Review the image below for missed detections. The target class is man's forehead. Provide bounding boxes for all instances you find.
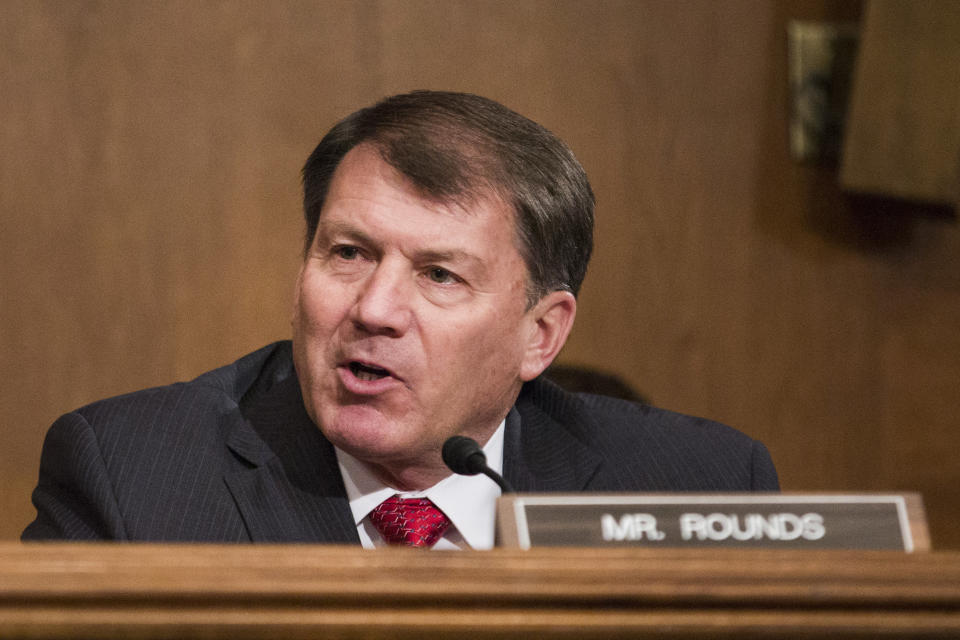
[321,146,514,231]
[337,143,510,216]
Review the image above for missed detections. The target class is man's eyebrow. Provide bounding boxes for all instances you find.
[315,219,373,244]
[317,219,486,271]
[415,248,481,265]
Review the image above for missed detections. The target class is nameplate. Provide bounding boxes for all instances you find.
[497,493,928,551]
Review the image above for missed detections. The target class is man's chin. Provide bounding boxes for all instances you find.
[318,405,422,462]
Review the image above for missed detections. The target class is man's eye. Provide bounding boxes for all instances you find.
[335,246,360,260]
[427,267,458,284]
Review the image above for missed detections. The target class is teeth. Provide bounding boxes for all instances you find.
[350,362,389,381]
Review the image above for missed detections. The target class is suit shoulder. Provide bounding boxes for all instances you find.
[73,341,293,425]
[27,344,291,542]
[525,379,778,491]
[59,342,297,482]
[576,393,755,446]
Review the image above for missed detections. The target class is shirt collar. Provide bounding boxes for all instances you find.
[336,421,505,550]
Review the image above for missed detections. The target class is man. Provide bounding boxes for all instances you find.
[23,91,778,547]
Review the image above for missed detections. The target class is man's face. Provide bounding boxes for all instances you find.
[291,144,553,487]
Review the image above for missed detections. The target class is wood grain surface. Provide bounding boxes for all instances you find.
[2,543,960,638]
[841,0,960,204]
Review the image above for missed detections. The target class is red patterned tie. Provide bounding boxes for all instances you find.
[369,495,451,548]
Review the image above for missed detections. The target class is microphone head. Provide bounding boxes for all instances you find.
[442,435,487,475]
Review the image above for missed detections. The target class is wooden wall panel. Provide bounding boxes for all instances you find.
[3,0,959,548]
[841,0,960,204]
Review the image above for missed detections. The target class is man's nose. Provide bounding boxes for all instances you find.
[350,260,413,337]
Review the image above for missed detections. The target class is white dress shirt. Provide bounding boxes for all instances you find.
[335,421,505,550]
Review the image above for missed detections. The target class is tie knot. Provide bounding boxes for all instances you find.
[369,495,451,548]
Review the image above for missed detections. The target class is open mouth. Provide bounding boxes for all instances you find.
[349,361,391,382]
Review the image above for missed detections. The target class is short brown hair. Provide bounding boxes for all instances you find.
[302,91,594,303]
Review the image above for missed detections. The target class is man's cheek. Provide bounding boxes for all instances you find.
[300,291,347,332]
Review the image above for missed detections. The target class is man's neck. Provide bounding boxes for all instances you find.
[359,426,503,492]
[365,459,451,492]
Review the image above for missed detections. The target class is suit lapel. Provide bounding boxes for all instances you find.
[504,378,603,492]
[223,371,359,544]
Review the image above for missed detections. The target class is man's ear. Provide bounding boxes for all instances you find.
[519,290,577,381]
[290,264,305,327]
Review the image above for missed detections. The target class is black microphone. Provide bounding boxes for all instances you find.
[442,435,515,493]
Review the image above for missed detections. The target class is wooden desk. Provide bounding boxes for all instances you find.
[2,543,959,638]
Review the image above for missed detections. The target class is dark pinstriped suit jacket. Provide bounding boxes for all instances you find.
[22,341,778,541]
